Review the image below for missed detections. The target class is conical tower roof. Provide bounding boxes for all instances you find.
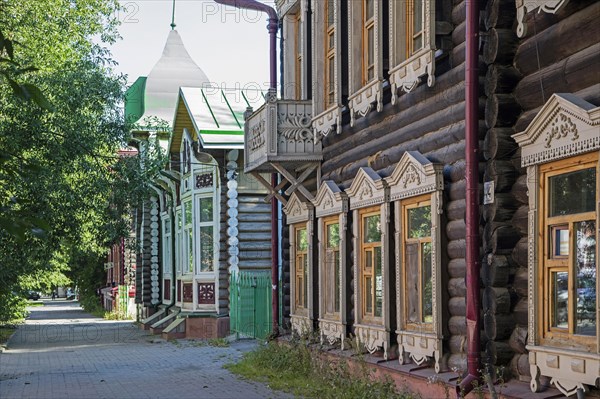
[130,30,211,126]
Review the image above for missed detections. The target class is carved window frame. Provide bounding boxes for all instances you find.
[345,167,391,359]
[284,192,315,335]
[312,0,343,138]
[384,151,444,372]
[512,94,600,396]
[348,0,384,126]
[389,0,436,104]
[313,180,349,347]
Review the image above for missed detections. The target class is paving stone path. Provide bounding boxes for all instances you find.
[0,300,292,399]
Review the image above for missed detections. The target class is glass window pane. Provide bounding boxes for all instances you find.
[551,271,569,329]
[551,226,570,257]
[297,228,308,251]
[334,250,341,313]
[188,230,194,273]
[365,0,374,20]
[327,0,334,27]
[575,220,596,336]
[413,34,423,53]
[422,242,433,323]
[549,168,596,216]
[327,223,340,248]
[326,249,335,314]
[375,246,382,317]
[364,214,381,243]
[200,226,213,272]
[297,275,303,307]
[199,198,213,222]
[184,201,192,225]
[413,0,423,34]
[303,255,308,308]
[177,211,182,229]
[365,248,373,269]
[365,276,372,314]
[406,242,419,323]
[408,206,431,238]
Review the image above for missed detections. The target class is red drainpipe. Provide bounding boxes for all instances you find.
[214,0,280,334]
[458,0,481,396]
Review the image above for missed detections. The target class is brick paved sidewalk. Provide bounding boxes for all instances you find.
[0,300,293,399]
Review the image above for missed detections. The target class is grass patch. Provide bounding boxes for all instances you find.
[208,337,230,347]
[226,341,416,399]
[27,301,44,307]
[0,326,17,345]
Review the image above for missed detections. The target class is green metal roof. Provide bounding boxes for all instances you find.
[171,87,265,150]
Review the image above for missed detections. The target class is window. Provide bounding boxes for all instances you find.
[183,199,193,274]
[360,207,383,320]
[406,0,424,59]
[363,0,375,84]
[175,209,182,274]
[162,216,172,276]
[389,0,435,101]
[197,196,214,273]
[539,154,597,346]
[325,0,335,108]
[295,13,303,100]
[324,218,341,315]
[402,196,433,330]
[294,225,309,310]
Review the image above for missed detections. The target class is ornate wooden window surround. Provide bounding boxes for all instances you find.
[313,180,349,348]
[284,192,316,336]
[384,151,444,372]
[161,214,172,303]
[312,0,343,138]
[512,94,600,397]
[389,0,436,104]
[345,167,391,359]
[348,0,384,127]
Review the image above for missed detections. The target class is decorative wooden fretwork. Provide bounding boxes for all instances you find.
[182,283,193,303]
[197,283,215,305]
[516,0,570,38]
[195,173,213,189]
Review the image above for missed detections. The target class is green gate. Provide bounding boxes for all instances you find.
[230,271,272,339]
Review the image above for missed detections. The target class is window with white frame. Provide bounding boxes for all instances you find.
[175,208,182,274]
[197,196,214,273]
[183,199,193,274]
[389,0,436,103]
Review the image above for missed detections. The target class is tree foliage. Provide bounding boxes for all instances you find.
[0,0,162,321]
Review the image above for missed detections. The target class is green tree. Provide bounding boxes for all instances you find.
[0,0,162,321]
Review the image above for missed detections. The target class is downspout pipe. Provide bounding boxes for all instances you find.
[458,0,481,397]
[213,0,280,335]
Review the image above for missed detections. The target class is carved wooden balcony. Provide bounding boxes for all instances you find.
[243,91,322,203]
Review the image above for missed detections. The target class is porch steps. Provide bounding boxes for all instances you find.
[161,317,186,340]
[140,308,166,330]
[149,309,180,335]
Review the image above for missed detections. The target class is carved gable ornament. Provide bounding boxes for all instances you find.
[346,167,388,210]
[283,192,313,224]
[385,151,444,201]
[512,93,600,167]
[312,180,348,218]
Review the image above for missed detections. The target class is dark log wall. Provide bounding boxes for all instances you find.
[507,0,600,382]
[316,0,599,380]
[320,0,473,372]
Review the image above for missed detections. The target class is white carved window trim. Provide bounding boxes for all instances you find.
[312,0,343,138]
[348,0,384,126]
[283,192,315,336]
[313,180,349,348]
[384,151,444,372]
[389,0,436,105]
[345,167,391,359]
[512,93,600,397]
[516,0,570,38]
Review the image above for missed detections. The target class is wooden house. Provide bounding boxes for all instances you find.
[243,0,599,396]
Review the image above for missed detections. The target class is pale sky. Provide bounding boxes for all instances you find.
[109,0,274,90]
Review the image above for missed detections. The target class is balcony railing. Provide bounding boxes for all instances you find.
[244,93,322,174]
